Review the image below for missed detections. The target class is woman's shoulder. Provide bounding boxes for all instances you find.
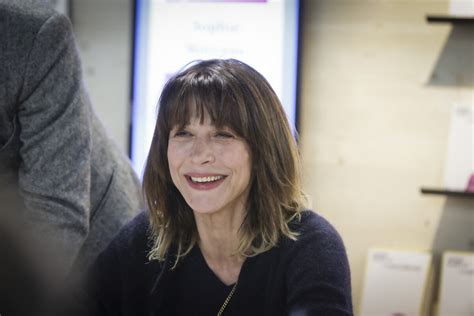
[286,209,347,254]
[292,209,340,234]
[280,210,353,312]
[84,211,159,315]
[95,211,152,269]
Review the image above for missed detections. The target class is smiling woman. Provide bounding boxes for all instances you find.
[85,59,353,316]
[144,59,304,268]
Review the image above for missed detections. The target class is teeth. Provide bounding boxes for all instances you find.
[190,175,224,183]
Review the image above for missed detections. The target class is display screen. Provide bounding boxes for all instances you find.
[131,0,301,177]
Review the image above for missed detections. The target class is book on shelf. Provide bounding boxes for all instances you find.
[444,103,473,192]
[360,248,433,316]
[437,251,474,316]
[450,0,474,16]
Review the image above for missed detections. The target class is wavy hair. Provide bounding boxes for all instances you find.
[142,59,306,265]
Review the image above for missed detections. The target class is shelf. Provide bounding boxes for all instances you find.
[426,14,474,24]
[420,187,474,197]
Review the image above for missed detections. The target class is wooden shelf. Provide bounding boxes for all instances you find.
[426,14,474,24]
[420,187,474,197]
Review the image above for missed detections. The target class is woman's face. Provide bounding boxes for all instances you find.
[167,112,252,218]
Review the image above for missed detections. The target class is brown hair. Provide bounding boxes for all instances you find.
[143,59,305,264]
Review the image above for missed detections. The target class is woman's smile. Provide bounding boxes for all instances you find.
[185,173,227,190]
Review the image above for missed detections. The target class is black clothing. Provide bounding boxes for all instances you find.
[86,210,353,315]
[161,246,237,315]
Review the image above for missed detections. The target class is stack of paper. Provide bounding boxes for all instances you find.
[360,248,433,316]
[450,0,474,16]
[438,251,474,316]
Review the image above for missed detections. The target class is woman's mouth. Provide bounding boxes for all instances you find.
[190,175,224,183]
[185,175,227,190]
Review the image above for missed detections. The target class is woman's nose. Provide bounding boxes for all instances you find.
[190,138,215,164]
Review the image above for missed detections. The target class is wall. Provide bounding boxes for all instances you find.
[72,0,132,153]
[299,0,473,313]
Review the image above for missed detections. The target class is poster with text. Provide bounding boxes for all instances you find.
[131,0,300,177]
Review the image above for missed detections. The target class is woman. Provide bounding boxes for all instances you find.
[87,59,352,315]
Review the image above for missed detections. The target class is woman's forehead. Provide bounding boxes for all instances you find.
[178,112,212,127]
[166,94,244,134]
[170,105,228,128]
[171,119,235,132]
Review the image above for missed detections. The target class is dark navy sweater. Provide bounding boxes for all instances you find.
[85,210,353,315]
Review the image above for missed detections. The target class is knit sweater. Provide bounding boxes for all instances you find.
[85,210,353,315]
[0,0,143,273]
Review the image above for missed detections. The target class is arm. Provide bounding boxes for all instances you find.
[17,11,92,273]
[286,215,353,315]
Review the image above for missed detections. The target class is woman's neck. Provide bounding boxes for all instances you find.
[194,210,246,285]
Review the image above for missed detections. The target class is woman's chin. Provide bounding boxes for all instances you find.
[191,207,221,216]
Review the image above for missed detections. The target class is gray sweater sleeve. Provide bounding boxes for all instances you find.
[17,11,92,272]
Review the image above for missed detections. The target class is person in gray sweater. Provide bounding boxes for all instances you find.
[0,1,143,313]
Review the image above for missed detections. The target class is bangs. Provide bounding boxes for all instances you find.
[160,67,251,137]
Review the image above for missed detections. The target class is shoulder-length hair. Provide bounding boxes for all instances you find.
[143,59,305,264]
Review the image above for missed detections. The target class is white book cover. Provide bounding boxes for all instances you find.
[360,248,433,316]
[444,103,473,191]
[438,251,474,316]
[450,0,474,16]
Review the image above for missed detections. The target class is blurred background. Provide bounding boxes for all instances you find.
[55,0,473,314]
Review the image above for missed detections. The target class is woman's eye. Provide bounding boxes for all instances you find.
[215,131,234,139]
[174,130,191,137]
